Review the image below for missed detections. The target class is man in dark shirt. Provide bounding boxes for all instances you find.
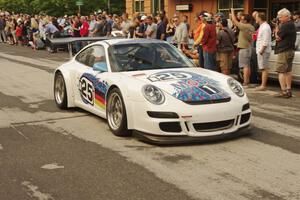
[92,16,111,37]
[156,14,166,40]
[134,16,145,38]
[274,8,296,98]
[73,16,82,37]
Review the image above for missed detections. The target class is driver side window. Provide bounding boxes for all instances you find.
[75,47,94,67]
[75,45,107,71]
[91,46,107,72]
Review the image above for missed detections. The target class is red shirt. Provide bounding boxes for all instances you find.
[201,23,217,53]
[80,21,89,37]
[16,26,22,37]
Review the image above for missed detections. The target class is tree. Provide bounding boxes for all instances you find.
[0,0,125,16]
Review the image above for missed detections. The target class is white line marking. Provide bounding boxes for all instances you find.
[41,163,64,170]
[0,144,3,150]
[10,125,29,140]
[22,181,54,200]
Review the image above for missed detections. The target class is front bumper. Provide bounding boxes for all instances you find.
[133,125,251,145]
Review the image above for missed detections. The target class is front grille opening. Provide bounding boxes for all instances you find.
[184,122,190,132]
[184,97,231,105]
[193,119,234,132]
[147,111,179,119]
[242,103,250,111]
[159,122,182,133]
[235,116,240,126]
[240,113,251,124]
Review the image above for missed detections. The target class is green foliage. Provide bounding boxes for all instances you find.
[0,0,125,16]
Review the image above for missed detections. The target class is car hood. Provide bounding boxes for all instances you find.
[121,68,231,104]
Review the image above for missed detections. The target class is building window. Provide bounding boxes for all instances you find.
[134,0,144,13]
[253,0,268,19]
[152,0,164,15]
[218,0,243,17]
[270,2,300,20]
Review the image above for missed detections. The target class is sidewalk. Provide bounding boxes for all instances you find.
[0,43,69,63]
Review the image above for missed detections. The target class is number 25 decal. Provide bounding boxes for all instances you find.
[148,72,192,82]
[79,77,94,105]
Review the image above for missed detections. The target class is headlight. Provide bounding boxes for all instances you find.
[142,85,165,105]
[227,78,244,97]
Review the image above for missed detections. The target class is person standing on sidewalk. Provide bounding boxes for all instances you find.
[293,11,300,32]
[274,8,296,98]
[201,12,217,71]
[217,18,235,75]
[255,12,272,91]
[156,14,166,40]
[80,16,89,37]
[145,16,157,39]
[0,14,7,43]
[193,12,206,68]
[231,9,255,87]
[172,16,188,49]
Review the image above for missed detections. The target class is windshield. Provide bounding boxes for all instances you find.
[108,42,195,72]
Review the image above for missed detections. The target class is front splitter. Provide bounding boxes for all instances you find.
[133,125,251,145]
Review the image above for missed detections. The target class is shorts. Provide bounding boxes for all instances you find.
[276,50,294,73]
[239,46,252,68]
[257,52,270,70]
[217,52,232,71]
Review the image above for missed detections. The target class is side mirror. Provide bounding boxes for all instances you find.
[93,62,108,72]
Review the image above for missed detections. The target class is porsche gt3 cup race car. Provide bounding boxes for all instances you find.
[54,39,251,144]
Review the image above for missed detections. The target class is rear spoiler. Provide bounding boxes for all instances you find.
[49,36,119,58]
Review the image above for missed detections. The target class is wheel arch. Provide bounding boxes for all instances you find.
[106,84,134,130]
[54,69,75,108]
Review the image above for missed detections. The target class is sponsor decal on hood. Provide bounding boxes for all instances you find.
[147,71,231,104]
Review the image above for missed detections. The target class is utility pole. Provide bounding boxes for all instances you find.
[76,0,84,15]
[107,0,111,14]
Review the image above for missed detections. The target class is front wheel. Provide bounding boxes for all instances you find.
[106,88,131,137]
[54,72,68,109]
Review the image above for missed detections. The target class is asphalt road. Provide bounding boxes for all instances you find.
[0,44,300,200]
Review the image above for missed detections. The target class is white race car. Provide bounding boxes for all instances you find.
[54,39,251,144]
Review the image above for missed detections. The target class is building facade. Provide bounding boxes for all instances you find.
[126,0,299,30]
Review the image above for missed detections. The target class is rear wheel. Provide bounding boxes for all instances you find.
[54,72,68,109]
[106,88,131,137]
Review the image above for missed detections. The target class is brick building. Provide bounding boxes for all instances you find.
[126,0,299,30]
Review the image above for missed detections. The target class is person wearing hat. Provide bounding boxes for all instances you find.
[215,12,224,34]
[135,15,147,38]
[201,12,217,71]
[293,11,300,31]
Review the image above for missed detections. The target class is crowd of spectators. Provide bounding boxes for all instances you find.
[0,9,299,97]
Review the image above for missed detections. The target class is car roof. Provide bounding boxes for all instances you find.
[99,38,168,46]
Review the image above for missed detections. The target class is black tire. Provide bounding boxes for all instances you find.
[106,88,131,137]
[54,72,68,109]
